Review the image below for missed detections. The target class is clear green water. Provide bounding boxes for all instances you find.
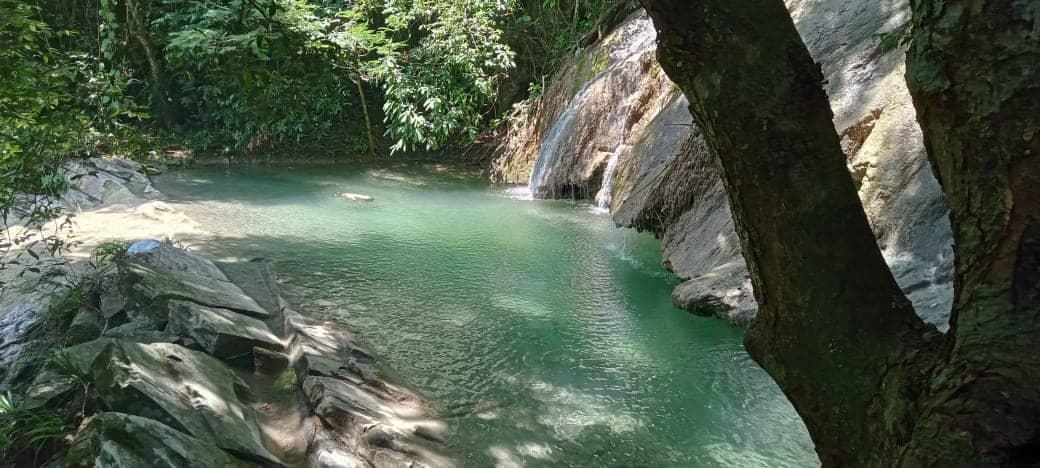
[155,164,817,467]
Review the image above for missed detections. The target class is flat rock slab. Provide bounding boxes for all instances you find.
[167,300,283,358]
[91,340,279,465]
[122,261,270,318]
[305,375,451,467]
[67,412,252,468]
[125,240,229,281]
[671,261,755,325]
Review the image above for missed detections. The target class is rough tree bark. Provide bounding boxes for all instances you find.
[901,1,1040,464]
[638,0,1039,466]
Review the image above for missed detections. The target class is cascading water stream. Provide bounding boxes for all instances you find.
[593,143,629,210]
[526,12,658,204]
[527,81,600,195]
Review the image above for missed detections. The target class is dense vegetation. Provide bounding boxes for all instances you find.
[0,0,626,246]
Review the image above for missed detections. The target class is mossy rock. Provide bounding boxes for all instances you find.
[90,340,280,465]
[65,412,252,468]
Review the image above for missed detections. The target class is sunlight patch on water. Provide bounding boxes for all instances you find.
[488,442,555,468]
[501,374,646,440]
[491,294,553,318]
[701,442,803,468]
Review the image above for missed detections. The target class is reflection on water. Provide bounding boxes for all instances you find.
[156,164,818,467]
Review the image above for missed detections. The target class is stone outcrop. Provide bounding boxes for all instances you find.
[60,157,163,209]
[1,157,162,378]
[6,240,451,467]
[66,412,254,468]
[490,1,954,327]
[490,11,674,200]
[0,246,74,374]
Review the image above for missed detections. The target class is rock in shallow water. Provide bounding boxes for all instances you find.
[334,192,374,202]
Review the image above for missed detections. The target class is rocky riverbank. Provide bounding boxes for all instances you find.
[0,159,451,467]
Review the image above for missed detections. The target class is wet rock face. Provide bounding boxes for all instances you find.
[11,240,452,467]
[493,2,954,327]
[0,248,74,377]
[491,11,673,199]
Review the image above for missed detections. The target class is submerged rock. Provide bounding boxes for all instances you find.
[334,192,375,202]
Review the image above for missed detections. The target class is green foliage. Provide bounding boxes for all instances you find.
[0,0,146,261]
[77,0,518,154]
[374,0,517,152]
[874,22,912,56]
[504,0,624,102]
[155,0,361,150]
[0,392,69,462]
[0,2,81,218]
[29,278,96,347]
[1,0,605,174]
[90,240,130,267]
[1,0,612,163]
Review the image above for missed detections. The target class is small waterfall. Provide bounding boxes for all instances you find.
[528,81,600,195]
[527,12,659,200]
[594,144,628,210]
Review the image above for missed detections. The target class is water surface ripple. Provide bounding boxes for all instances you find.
[156,164,818,467]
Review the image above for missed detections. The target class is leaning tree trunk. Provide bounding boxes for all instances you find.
[640,0,1039,466]
[900,1,1040,464]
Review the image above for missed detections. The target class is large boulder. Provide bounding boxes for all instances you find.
[166,300,283,359]
[124,239,229,281]
[90,340,280,465]
[120,245,270,319]
[60,158,161,209]
[66,412,252,468]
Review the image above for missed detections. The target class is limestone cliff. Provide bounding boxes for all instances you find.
[490,1,953,327]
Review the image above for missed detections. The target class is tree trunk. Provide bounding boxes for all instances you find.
[900,1,1040,464]
[640,0,1039,465]
[125,0,174,124]
[353,78,378,156]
